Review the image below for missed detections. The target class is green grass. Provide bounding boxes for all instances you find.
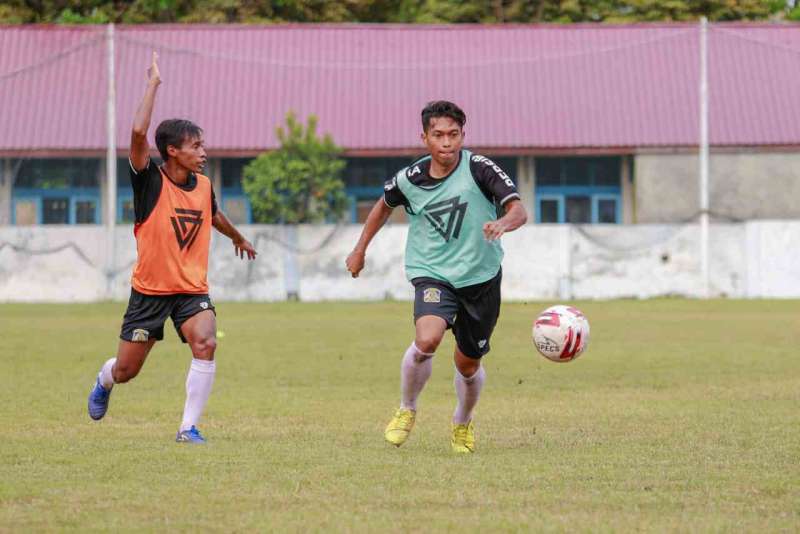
[1,300,799,531]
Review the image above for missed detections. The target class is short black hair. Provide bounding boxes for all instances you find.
[421,101,466,132]
[155,119,203,162]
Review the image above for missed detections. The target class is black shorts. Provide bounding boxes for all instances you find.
[412,269,502,359]
[120,288,216,343]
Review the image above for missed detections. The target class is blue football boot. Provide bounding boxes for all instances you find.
[87,378,112,420]
[175,426,207,444]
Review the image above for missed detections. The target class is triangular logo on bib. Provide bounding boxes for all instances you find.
[170,208,203,251]
[423,196,468,242]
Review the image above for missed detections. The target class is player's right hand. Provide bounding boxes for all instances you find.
[345,250,365,278]
[147,51,161,84]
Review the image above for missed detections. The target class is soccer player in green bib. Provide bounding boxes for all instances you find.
[346,101,528,453]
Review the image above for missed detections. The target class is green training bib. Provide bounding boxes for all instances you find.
[397,150,503,288]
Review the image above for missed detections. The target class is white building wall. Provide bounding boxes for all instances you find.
[2,222,799,302]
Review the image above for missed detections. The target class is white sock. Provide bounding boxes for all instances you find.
[400,342,434,411]
[98,357,116,390]
[180,358,216,432]
[453,366,485,424]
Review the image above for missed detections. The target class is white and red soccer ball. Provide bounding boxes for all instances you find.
[533,305,590,363]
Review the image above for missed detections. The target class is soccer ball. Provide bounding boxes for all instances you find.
[532,305,590,363]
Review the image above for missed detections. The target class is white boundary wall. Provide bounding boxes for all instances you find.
[0,222,798,302]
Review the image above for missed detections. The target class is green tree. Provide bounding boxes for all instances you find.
[0,2,35,23]
[391,0,784,23]
[57,7,111,23]
[121,0,192,23]
[243,112,348,224]
[0,0,791,24]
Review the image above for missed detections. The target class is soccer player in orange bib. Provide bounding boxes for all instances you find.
[87,52,257,443]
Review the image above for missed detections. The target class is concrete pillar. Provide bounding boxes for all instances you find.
[211,158,223,204]
[0,159,11,225]
[516,156,535,224]
[621,155,635,224]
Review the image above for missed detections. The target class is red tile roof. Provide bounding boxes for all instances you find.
[1,23,799,155]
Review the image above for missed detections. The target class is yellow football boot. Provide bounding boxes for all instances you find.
[384,408,416,447]
[451,421,475,453]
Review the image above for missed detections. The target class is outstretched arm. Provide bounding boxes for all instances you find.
[483,199,528,241]
[212,211,257,260]
[130,52,161,172]
[345,198,393,278]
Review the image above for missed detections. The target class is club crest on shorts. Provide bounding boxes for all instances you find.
[131,328,149,342]
[423,287,441,303]
[200,301,209,310]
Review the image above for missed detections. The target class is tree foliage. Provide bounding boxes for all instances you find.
[242,112,348,224]
[0,0,792,24]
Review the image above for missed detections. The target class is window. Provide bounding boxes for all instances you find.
[565,196,591,224]
[222,158,252,189]
[535,158,560,186]
[592,158,621,186]
[42,197,69,224]
[535,156,622,224]
[539,198,559,223]
[75,200,98,224]
[563,159,591,186]
[597,198,618,224]
[12,159,100,225]
[345,157,409,188]
[15,159,99,189]
[116,157,132,188]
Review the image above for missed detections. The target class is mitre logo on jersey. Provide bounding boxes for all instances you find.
[170,208,203,251]
[472,155,515,188]
[424,196,468,242]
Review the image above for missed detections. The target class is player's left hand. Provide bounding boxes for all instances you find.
[483,220,509,241]
[345,249,365,278]
[233,238,257,260]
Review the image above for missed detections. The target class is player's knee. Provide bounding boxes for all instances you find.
[205,337,217,357]
[112,362,139,383]
[456,358,481,378]
[415,333,443,355]
[191,336,217,359]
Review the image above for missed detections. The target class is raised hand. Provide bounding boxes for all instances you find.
[147,51,161,85]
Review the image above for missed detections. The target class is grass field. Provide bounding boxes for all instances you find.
[1,299,799,531]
